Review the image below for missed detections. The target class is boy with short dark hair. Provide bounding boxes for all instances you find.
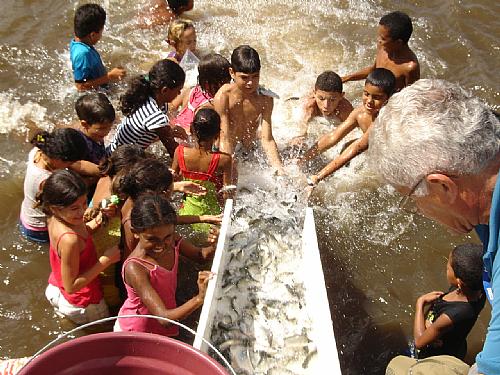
[342,11,419,92]
[301,68,396,185]
[70,3,126,91]
[290,71,353,146]
[214,45,284,176]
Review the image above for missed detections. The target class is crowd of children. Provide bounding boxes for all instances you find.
[11,1,491,373]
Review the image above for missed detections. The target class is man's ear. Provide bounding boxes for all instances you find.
[229,67,235,79]
[426,173,459,204]
[80,120,89,128]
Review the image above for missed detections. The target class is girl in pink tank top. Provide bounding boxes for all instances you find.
[115,193,214,336]
[171,53,231,139]
[37,170,120,324]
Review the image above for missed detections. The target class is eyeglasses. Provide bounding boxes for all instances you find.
[398,172,459,214]
[398,176,424,214]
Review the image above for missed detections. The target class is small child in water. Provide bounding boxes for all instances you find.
[38,169,120,324]
[172,108,232,232]
[289,71,353,146]
[413,243,486,360]
[171,53,231,139]
[166,18,197,63]
[301,68,396,185]
[115,192,213,336]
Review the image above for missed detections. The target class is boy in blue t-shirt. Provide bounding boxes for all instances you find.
[70,4,126,91]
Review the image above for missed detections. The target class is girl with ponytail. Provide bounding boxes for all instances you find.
[106,59,185,158]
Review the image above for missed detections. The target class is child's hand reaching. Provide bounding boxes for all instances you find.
[173,180,207,196]
[200,214,223,225]
[417,291,444,306]
[196,271,214,301]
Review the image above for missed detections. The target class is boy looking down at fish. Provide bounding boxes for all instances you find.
[289,71,353,147]
[214,45,285,177]
[342,11,419,92]
[301,68,395,186]
[70,3,126,91]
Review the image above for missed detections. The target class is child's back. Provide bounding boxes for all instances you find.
[172,109,231,231]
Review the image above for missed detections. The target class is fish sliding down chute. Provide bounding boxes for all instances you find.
[194,192,342,374]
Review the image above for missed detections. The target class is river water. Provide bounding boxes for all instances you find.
[0,0,498,374]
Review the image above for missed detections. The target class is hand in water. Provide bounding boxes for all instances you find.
[173,181,207,196]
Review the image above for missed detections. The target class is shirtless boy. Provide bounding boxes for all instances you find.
[214,45,284,175]
[301,68,395,185]
[290,71,353,146]
[342,11,419,92]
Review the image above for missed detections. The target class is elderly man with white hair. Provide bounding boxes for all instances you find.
[368,79,499,375]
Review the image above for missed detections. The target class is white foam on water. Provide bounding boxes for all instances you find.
[0,92,52,135]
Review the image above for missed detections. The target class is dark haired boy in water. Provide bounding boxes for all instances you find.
[301,68,396,185]
[140,0,194,27]
[342,11,419,92]
[214,45,284,177]
[290,71,353,146]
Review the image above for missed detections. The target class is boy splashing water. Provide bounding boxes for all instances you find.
[214,45,285,177]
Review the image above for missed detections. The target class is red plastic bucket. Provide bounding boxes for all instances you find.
[18,332,229,375]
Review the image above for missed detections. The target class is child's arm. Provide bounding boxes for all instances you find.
[69,160,100,177]
[214,91,234,156]
[155,126,178,158]
[59,235,120,294]
[342,62,376,83]
[289,96,316,145]
[124,262,212,325]
[309,128,370,184]
[169,87,190,115]
[301,108,360,164]
[220,153,234,199]
[260,98,285,175]
[413,291,452,349]
[75,68,127,92]
[176,214,222,226]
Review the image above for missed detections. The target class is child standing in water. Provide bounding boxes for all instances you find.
[342,11,419,92]
[172,108,232,232]
[171,53,231,139]
[37,170,120,324]
[115,193,213,336]
[413,243,486,360]
[214,45,284,176]
[289,71,353,146]
[166,19,197,63]
[106,59,185,158]
[70,3,126,91]
[20,128,87,243]
[301,68,396,185]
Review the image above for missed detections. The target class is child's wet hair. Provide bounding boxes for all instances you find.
[120,59,185,116]
[191,108,221,142]
[131,193,177,232]
[366,68,396,97]
[231,45,261,74]
[167,19,194,46]
[450,243,484,291]
[315,71,342,93]
[198,53,231,95]
[74,3,106,39]
[167,0,192,15]
[113,158,173,200]
[379,11,413,44]
[30,128,87,161]
[35,169,87,215]
[99,144,150,177]
[75,93,115,125]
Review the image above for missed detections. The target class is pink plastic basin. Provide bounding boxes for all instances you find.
[18,332,229,375]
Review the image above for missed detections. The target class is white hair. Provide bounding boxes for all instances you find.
[368,79,500,195]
